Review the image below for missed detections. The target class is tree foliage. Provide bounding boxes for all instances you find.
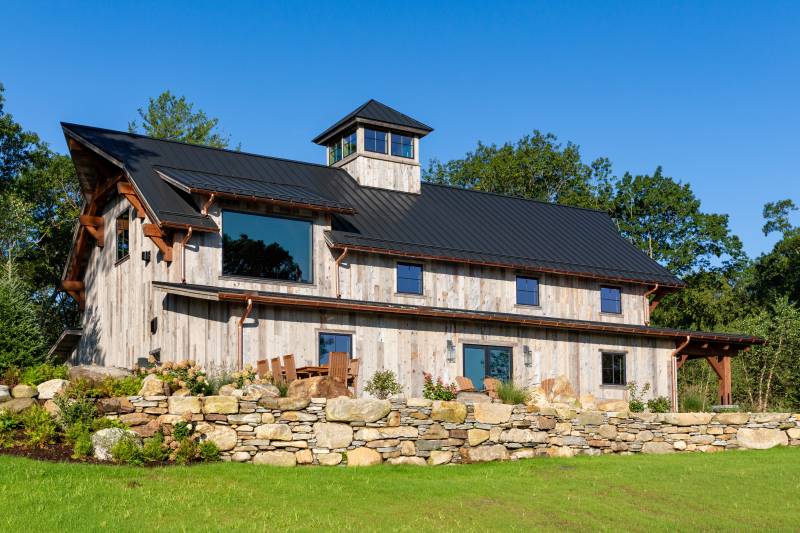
[128,91,231,148]
[0,266,46,373]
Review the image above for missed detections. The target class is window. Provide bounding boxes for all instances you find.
[601,352,626,385]
[342,130,357,158]
[600,286,622,314]
[319,332,352,365]
[516,276,539,306]
[364,128,387,154]
[391,132,414,158]
[463,345,512,387]
[116,209,130,262]
[222,210,312,283]
[328,139,343,165]
[397,262,423,294]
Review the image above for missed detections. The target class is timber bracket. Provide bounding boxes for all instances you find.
[117,182,146,219]
[61,280,86,310]
[78,215,104,247]
[143,223,173,262]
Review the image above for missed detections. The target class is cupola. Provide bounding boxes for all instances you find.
[312,99,433,194]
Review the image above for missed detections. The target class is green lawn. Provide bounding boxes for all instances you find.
[1,449,799,532]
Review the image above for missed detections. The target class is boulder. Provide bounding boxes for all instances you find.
[598,424,618,439]
[459,444,509,463]
[313,422,353,449]
[69,365,130,383]
[533,374,579,406]
[546,446,574,458]
[218,384,237,396]
[576,411,605,426]
[202,396,238,414]
[386,411,401,427]
[421,423,448,440]
[235,383,279,401]
[36,379,69,400]
[231,452,251,462]
[11,384,37,399]
[456,392,491,403]
[428,450,453,465]
[43,399,60,417]
[0,397,35,414]
[712,412,749,425]
[597,399,629,412]
[499,428,548,444]
[786,428,800,440]
[0,385,9,403]
[280,411,317,422]
[96,397,134,414]
[512,449,538,460]
[258,397,310,410]
[661,413,714,426]
[255,423,293,441]
[171,388,192,398]
[346,447,382,466]
[253,451,296,467]
[318,452,343,466]
[326,397,391,423]
[579,394,597,410]
[295,449,314,464]
[202,425,238,451]
[92,428,141,461]
[736,428,789,450]
[635,430,654,442]
[431,401,467,423]
[473,403,513,424]
[228,413,262,425]
[468,428,490,446]
[751,413,788,424]
[131,420,161,438]
[288,376,351,399]
[400,441,416,456]
[119,412,152,426]
[407,397,432,407]
[387,456,427,466]
[641,441,674,454]
[138,375,169,397]
[168,396,201,415]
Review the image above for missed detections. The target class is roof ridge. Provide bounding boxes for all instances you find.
[61,121,347,172]
[421,181,610,214]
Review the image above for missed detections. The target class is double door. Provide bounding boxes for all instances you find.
[463,344,512,388]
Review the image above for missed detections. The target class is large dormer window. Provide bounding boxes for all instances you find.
[364,128,388,154]
[391,132,414,159]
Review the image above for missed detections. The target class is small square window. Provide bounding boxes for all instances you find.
[364,128,387,154]
[600,286,621,314]
[391,132,414,158]
[397,262,423,294]
[116,209,130,262]
[516,276,539,306]
[601,352,626,385]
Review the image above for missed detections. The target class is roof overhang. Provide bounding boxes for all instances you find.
[312,117,433,146]
[153,281,761,349]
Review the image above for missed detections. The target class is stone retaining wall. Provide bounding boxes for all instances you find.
[99,395,800,466]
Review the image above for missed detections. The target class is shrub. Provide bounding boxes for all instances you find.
[54,390,98,429]
[141,432,169,463]
[20,363,69,386]
[422,372,457,401]
[627,381,651,413]
[647,396,671,413]
[66,423,93,459]
[172,421,194,441]
[364,370,403,399]
[21,405,58,448]
[680,392,705,413]
[111,436,144,466]
[91,376,144,398]
[275,381,289,398]
[496,381,531,405]
[92,417,127,431]
[0,411,22,448]
[1,367,22,387]
[173,438,198,465]
[147,360,212,395]
[198,440,221,462]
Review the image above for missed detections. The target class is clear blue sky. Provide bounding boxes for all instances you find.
[3,1,798,257]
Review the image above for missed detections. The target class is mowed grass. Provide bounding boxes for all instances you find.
[1,448,799,532]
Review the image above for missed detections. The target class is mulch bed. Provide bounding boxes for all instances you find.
[0,441,103,464]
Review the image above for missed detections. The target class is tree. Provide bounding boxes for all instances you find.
[762,199,797,237]
[0,265,46,373]
[423,131,611,208]
[747,198,800,306]
[0,83,48,191]
[128,90,232,148]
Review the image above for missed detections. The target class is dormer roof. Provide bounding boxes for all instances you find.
[312,99,433,145]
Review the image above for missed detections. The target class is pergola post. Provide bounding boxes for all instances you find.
[706,355,732,406]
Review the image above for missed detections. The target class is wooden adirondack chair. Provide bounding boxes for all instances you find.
[256,359,270,379]
[484,377,501,399]
[270,357,284,385]
[455,376,476,392]
[282,354,297,382]
[347,358,360,390]
[328,352,349,384]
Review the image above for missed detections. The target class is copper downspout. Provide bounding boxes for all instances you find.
[237,298,253,371]
[334,247,349,298]
[180,227,193,284]
[201,193,216,216]
[643,284,659,325]
[670,335,691,409]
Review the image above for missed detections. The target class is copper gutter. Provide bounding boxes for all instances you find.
[644,284,659,325]
[334,247,349,298]
[237,298,253,371]
[180,227,193,284]
[201,193,216,216]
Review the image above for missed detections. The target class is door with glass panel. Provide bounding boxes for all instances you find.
[463,345,512,388]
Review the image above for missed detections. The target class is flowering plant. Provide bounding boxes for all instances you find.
[231,365,258,389]
[422,372,457,401]
[145,359,211,396]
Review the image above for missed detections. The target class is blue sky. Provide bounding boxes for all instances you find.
[3,1,798,257]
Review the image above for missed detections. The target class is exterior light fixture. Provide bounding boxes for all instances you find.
[523,345,533,367]
[446,339,456,363]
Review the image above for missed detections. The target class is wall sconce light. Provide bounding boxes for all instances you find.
[446,339,456,363]
[523,345,532,367]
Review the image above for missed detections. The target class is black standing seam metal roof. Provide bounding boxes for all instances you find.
[311,99,434,144]
[61,122,683,287]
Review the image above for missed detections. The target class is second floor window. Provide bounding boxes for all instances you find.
[364,128,387,154]
[116,209,130,262]
[600,286,622,314]
[342,130,357,158]
[516,276,539,306]
[391,132,414,158]
[397,262,423,294]
[222,210,312,283]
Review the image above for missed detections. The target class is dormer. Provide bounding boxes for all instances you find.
[312,99,433,194]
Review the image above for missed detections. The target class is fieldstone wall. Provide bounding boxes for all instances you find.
[99,396,800,466]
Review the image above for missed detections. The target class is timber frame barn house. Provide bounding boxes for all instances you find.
[53,99,762,404]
